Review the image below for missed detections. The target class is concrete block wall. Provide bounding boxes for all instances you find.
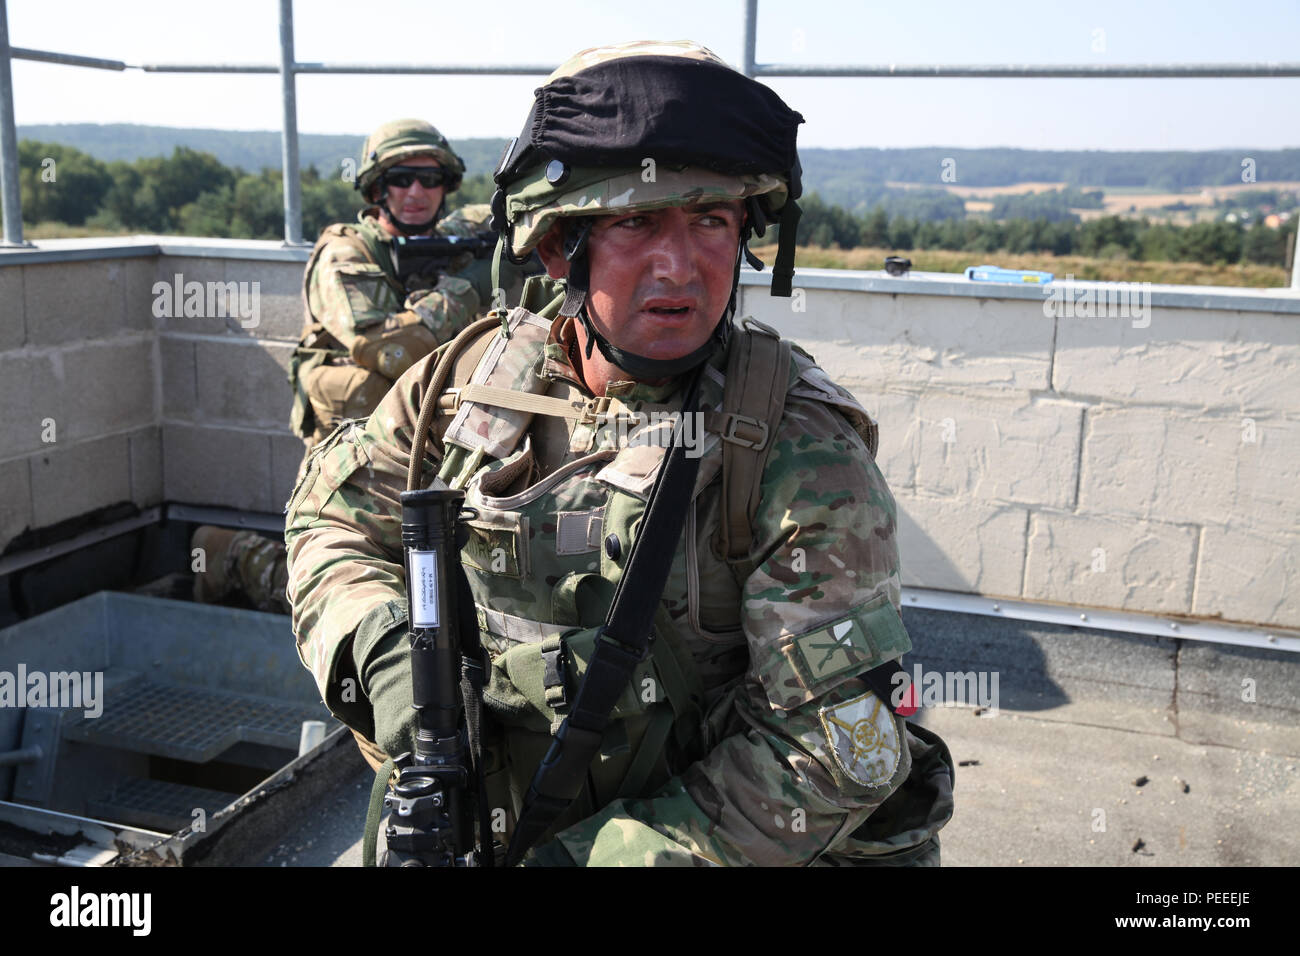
[153,254,306,513]
[0,257,161,548]
[0,248,308,560]
[741,277,1300,631]
[3,245,1297,635]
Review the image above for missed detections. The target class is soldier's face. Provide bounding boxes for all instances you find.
[540,201,744,364]
[380,155,444,227]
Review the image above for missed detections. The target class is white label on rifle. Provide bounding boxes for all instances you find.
[410,550,439,628]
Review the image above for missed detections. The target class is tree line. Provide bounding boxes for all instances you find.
[23,125,1300,199]
[782,193,1295,267]
[800,146,1300,208]
[13,140,494,239]
[12,139,1296,267]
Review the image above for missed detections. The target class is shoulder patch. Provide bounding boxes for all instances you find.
[792,595,910,686]
[819,688,902,787]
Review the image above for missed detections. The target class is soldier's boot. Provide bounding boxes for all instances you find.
[191,526,292,615]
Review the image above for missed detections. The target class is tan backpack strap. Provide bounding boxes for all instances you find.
[457,383,590,420]
[716,320,792,564]
[457,384,653,426]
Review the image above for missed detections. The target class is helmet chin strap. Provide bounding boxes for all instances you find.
[557,221,741,382]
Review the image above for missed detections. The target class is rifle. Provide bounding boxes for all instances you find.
[391,234,496,285]
[382,487,493,867]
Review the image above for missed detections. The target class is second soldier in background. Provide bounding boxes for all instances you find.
[192,119,524,613]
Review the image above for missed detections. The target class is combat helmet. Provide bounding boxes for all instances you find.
[357,118,466,233]
[490,40,805,379]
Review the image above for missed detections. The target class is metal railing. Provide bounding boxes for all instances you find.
[2,0,1298,286]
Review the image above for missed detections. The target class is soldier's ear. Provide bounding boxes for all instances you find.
[534,228,571,281]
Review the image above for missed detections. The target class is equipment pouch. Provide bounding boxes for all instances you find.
[348,311,439,379]
[302,362,391,441]
[484,616,700,835]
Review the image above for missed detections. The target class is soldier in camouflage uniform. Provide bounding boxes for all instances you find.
[285,41,953,865]
[292,118,506,451]
[193,120,524,615]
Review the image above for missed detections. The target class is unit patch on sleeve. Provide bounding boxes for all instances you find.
[818,688,902,788]
[791,594,910,687]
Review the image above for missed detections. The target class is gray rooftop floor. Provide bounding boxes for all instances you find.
[257,698,1299,867]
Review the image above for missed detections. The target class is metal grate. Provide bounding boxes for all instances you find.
[64,680,317,763]
[88,777,236,833]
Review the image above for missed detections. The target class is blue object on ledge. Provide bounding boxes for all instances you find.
[965,265,1055,283]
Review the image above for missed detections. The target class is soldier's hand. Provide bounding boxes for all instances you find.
[348,311,438,380]
[351,605,416,760]
[401,261,442,295]
[406,276,481,341]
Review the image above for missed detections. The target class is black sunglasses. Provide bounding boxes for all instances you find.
[383,166,449,189]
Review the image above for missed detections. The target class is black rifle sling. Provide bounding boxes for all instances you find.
[505,371,706,865]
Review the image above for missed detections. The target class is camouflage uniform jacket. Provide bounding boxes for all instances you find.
[285,304,952,866]
[300,205,498,356]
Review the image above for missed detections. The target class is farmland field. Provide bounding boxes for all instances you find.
[753,245,1291,288]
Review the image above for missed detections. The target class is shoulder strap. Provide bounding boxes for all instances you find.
[715,320,793,564]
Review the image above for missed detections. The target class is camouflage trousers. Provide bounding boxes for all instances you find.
[202,442,316,616]
[224,531,292,616]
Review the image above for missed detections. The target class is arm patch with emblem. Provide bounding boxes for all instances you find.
[819,688,904,788]
[786,594,910,698]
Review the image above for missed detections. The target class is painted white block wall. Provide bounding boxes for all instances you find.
[2,246,1297,632]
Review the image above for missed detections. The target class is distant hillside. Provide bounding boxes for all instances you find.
[17,124,511,179]
[799,147,1300,212]
[17,124,1300,215]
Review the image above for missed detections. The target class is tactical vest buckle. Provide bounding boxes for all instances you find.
[579,396,612,424]
[720,413,769,451]
[540,636,568,711]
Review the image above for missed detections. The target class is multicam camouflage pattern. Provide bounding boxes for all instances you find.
[199,528,291,616]
[501,39,789,257]
[284,304,954,865]
[355,118,465,199]
[504,167,788,258]
[292,206,517,450]
[303,211,485,358]
[197,207,503,620]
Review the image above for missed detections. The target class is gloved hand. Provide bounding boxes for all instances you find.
[406,275,481,342]
[348,311,437,380]
[350,600,415,760]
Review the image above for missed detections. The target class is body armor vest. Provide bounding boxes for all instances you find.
[429,307,882,840]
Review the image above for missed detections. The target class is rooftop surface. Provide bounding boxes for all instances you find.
[257,698,1299,867]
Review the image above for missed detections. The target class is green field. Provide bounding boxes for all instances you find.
[755,245,1291,289]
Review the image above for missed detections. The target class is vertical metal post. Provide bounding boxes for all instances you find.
[278,0,303,245]
[1291,226,1300,290]
[741,0,757,77]
[0,0,30,246]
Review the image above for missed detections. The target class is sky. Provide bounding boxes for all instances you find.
[7,0,1300,152]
